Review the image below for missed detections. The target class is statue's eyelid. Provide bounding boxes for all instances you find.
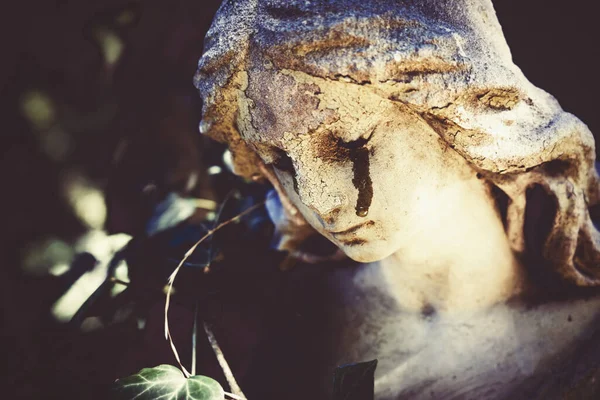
[253,142,294,172]
[253,141,282,157]
[269,147,295,173]
[339,127,375,149]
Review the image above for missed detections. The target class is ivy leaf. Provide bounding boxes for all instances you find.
[114,365,224,400]
[332,359,378,400]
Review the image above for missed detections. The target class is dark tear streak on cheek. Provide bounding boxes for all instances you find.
[351,147,373,217]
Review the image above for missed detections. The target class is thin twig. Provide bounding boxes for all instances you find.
[69,248,127,327]
[194,198,218,211]
[191,301,198,376]
[207,190,236,268]
[204,322,247,400]
[109,277,130,286]
[224,392,245,400]
[164,201,264,378]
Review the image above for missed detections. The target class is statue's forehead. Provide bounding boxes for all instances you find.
[254,14,470,85]
[237,9,484,146]
[243,67,394,145]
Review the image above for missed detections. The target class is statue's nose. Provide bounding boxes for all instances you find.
[292,154,353,224]
[293,173,349,224]
[305,194,347,225]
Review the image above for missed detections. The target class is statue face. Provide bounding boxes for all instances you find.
[243,69,497,263]
[197,0,600,284]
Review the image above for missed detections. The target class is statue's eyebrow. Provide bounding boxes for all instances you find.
[334,126,376,147]
[382,56,465,78]
[263,18,467,80]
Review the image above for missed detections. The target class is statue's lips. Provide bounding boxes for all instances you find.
[329,221,374,236]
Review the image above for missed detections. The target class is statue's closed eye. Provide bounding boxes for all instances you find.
[337,126,374,150]
[252,142,295,174]
[271,147,295,173]
[339,136,369,150]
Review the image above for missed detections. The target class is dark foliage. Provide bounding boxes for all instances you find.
[1,1,598,399]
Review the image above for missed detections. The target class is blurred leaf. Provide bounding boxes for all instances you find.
[332,360,377,400]
[146,192,198,236]
[114,365,224,400]
[21,90,55,130]
[115,3,142,27]
[95,28,124,66]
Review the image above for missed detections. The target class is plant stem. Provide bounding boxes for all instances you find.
[203,322,247,400]
[224,392,245,400]
[191,301,198,376]
[164,201,264,379]
[109,277,130,286]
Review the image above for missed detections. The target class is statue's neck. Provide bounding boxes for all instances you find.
[379,175,521,314]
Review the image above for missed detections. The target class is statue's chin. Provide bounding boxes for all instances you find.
[338,240,395,264]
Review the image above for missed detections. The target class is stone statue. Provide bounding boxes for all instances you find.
[195,0,600,398]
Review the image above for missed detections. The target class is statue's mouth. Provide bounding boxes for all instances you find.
[329,220,375,237]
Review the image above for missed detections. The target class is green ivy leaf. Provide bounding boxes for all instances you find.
[332,359,378,400]
[114,365,224,400]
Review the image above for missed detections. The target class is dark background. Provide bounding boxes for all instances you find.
[0,0,598,399]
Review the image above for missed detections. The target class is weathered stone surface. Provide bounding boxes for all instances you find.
[195,1,600,398]
[195,0,600,285]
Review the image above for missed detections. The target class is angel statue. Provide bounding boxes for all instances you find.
[194,0,600,398]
